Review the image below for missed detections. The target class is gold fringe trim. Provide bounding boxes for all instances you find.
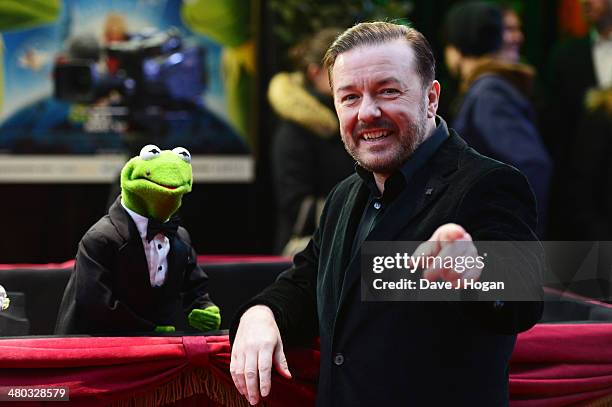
[584,393,612,407]
[109,366,258,407]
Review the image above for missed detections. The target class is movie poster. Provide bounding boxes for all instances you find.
[0,0,254,182]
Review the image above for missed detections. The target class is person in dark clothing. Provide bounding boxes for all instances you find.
[230,22,542,407]
[268,28,354,254]
[543,0,612,240]
[444,1,552,237]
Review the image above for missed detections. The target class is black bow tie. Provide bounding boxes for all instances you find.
[146,216,180,242]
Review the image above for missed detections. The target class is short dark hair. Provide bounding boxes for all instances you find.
[444,2,503,57]
[322,21,436,89]
[289,27,343,73]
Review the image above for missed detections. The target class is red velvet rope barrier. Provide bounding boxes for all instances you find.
[0,325,611,406]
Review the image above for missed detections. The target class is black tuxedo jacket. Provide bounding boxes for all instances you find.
[55,197,214,335]
[232,130,542,406]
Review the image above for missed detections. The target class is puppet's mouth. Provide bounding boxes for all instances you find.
[144,178,179,190]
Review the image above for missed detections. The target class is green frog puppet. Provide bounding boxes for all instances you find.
[55,145,220,334]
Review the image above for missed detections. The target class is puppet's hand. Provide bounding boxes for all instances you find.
[154,325,176,333]
[188,306,221,331]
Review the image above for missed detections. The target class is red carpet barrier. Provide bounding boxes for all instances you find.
[510,323,612,406]
[0,335,315,407]
[0,336,235,406]
[1,325,611,406]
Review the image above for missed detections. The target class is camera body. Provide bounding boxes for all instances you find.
[54,29,205,111]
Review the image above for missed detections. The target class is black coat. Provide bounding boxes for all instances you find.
[272,118,354,253]
[453,74,552,237]
[55,197,214,335]
[232,130,542,406]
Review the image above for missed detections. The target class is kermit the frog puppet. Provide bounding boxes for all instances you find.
[55,145,220,334]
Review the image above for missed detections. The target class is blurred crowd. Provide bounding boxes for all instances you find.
[269,0,612,253]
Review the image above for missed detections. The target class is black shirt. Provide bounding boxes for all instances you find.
[350,117,450,257]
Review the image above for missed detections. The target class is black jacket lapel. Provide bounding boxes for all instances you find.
[335,133,465,317]
[165,236,187,294]
[109,197,153,306]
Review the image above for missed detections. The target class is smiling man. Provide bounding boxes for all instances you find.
[230,22,542,406]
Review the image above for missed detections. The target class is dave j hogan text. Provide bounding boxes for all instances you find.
[372,278,504,292]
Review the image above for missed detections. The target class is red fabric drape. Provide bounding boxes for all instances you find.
[510,323,612,406]
[0,335,315,407]
[0,336,231,406]
[1,325,611,406]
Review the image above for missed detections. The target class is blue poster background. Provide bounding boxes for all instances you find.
[0,0,249,155]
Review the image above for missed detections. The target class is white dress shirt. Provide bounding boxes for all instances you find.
[121,201,170,287]
[592,30,612,88]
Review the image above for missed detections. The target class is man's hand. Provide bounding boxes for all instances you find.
[413,223,482,283]
[230,305,292,405]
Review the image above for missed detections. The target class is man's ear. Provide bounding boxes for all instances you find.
[426,80,441,119]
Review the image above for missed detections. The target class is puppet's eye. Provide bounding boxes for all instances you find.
[139,144,161,161]
[172,147,191,163]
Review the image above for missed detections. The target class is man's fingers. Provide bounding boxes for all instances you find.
[431,223,467,242]
[422,234,481,282]
[258,346,274,397]
[410,240,439,272]
[244,353,260,405]
[230,352,247,396]
[273,343,292,379]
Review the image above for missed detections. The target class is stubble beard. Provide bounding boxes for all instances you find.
[345,105,429,175]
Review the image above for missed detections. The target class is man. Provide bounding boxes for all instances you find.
[497,5,525,64]
[231,22,542,406]
[268,28,354,254]
[544,0,612,239]
[443,2,552,237]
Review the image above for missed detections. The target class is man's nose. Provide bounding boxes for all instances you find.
[357,95,381,122]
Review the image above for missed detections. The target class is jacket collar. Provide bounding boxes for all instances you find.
[107,195,187,292]
[109,195,140,243]
[335,128,466,314]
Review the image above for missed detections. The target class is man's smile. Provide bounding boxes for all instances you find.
[360,129,392,141]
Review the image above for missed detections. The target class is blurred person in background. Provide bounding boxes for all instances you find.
[544,0,612,239]
[268,28,354,255]
[551,0,612,240]
[444,1,552,237]
[497,4,525,63]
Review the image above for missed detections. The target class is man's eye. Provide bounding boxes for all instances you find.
[381,88,400,96]
[341,94,359,103]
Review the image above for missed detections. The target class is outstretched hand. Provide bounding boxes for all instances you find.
[230,305,292,405]
[413,223,482,283]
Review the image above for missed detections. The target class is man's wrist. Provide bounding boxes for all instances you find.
[242,304,275,321]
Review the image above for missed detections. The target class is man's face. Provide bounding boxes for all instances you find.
[501,10,524,63]
[332,39,438,176]
[581,0,611,25]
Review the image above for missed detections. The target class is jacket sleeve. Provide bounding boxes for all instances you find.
[179,229,216,313]
[454,165,543,334]
[71,229,156,333]
[229,188,331,346]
